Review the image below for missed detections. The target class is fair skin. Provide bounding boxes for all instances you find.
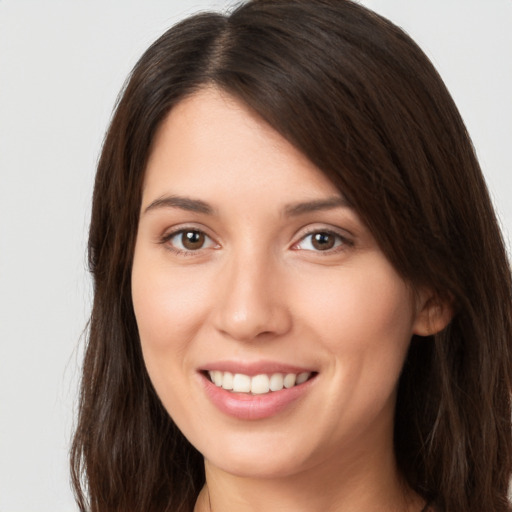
[131,88,447,512]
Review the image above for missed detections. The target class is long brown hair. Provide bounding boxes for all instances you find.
[71,1,512,511]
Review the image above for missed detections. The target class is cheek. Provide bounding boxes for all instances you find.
[294,259,415,391]
[132,256,211,347]
[304,259,414,343]
[293,262,415,442]
[130,249,213,400]
[131,252,214,424]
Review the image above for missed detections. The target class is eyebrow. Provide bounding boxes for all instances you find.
[143,195,214,215]
[143,194,350,217]
[283,196,351,216]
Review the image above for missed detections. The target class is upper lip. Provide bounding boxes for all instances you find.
[199,360,316,376]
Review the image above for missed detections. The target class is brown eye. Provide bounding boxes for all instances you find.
[311,232,336,250]
[165,229,217,254]
[181,230,205,250]
[294,230,349,253]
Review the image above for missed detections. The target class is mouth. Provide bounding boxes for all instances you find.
[204,370,317,395]
[198,361,318,420]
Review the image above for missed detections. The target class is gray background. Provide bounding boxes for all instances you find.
[0,1,510,510]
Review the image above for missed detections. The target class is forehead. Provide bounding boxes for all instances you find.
[142,88,341,208]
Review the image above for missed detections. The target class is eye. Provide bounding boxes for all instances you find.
[163,229,218,254]
[294,230,349,252]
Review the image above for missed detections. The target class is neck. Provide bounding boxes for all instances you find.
[194,442,422,512]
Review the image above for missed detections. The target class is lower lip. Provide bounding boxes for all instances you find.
[200,373,316,420]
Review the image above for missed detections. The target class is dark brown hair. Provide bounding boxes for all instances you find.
[71,1,512,511]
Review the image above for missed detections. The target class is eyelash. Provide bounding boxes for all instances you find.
[159,227,218,256]
[159,227,353,256]
[292,229,353,254]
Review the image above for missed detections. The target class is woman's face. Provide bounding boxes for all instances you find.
[132,88,429,479]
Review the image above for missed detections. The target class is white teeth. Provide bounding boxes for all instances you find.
[221,371,233,390]
[251,374,270,394]
[208,370,312,394]
[283,373,296,388]
[296,372,310,385]
[213,370,223,387]
[232,373,251,393]
[269,373,284,391]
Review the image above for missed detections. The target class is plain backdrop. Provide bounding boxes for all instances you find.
[0,1,511,510]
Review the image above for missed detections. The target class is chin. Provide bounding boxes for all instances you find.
[198,429,317,479]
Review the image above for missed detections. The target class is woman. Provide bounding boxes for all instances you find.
[70,1,512,511]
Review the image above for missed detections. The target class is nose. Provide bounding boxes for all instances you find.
[212,250,292,342]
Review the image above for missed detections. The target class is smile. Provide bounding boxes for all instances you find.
[208,371,313,394]
[200,366,318,420]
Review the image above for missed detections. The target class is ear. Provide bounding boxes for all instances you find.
[412,290,454,337]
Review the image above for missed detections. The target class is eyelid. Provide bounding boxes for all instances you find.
[159,225,220,255]
[291,226,354,253]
